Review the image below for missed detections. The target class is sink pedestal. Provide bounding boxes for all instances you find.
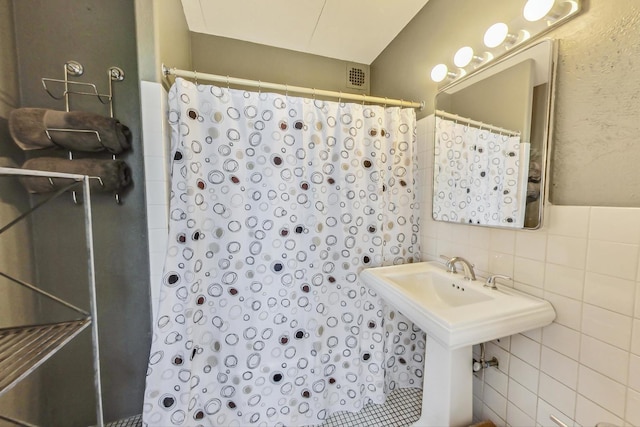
[412,339,472,427]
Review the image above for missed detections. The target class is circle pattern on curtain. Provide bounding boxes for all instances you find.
[143,79,424,426]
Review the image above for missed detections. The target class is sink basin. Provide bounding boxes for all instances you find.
[361,261,555,349]
[361,261,556,426]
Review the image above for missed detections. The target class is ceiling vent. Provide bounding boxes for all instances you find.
[346,63,368,90]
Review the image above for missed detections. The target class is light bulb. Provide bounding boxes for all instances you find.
[430,64,449,82]
[453,46,474,68]
[484,23,509,48]
[523,0,556,21]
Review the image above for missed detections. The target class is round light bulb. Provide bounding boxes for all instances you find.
[484,23,509,48]
[523,0,556,21]
[454,46,474,68]
[430,64,449,82]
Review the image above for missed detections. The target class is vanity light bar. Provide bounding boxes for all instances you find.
[430,0,580,83]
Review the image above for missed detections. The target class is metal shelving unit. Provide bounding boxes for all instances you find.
[0,167,103,427]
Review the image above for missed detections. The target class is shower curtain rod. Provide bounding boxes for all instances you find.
[435,109,520,137]
[162,64,424,110]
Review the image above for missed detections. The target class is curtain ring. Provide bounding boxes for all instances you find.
[194,70,198,86]
[285,84,289,97]
[384,97,388,108]
[226,75,230,90]
[338,91,342,104]
[312,88,316,99]
[362,93,366,106]
[258,80,261,95]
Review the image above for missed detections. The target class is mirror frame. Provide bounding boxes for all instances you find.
[432,38,558,230]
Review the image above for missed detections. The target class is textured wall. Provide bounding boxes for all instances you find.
[11,0,151,424]
[371,0,640,206]
[550,1,640,205]
[135,0,192,83]
[191,33,370,95]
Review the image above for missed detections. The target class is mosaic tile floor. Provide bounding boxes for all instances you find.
[106,388,422,427]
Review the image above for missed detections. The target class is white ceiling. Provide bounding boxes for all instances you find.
[180,0,429,65]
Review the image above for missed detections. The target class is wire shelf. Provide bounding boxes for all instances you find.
[0,319,91,397]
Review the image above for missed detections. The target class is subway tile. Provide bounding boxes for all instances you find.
[148,228,169,253]
[636,281,640,317]
[507,378,537,419]
[574,395,623,427]
[147,211,169,233]
[451,224,469,247]
[145,180,170,206]
[629,354,640,391]
[579,335,629,384]
[543,291,582,330]
[464,246,489,275]
[422,237,437,258]
[626,388,640,427]
[589,207,640,244]
[583,272,636,316]
[473,396,483,423]
[544,263,585,299]
[546,235,588,270]
[511,334,541,368]
[577,365,626,417]
[514,281,544,297]
[538,373,576,417]
[493,336,510,352]
[482,403,506,427]
[586,240,639,281]
[515,231,547,261]
[436,221,455,242]
[485,341,510,375]
[468,226,491,250]
[144,155,169,181]
[582,304,633,350]
[542,322,580,360]
[488,252,514,278]
[509,355,539,392]
[506,401,536,427]
[540,346,579,389]
[536,398,574,427]
[483,384,507,420]
[546,205,590,238]
[521,327,542,343]
[489,228,516,254]
[484,366,508,397]
[473,372,484,398]
[633,319,640,355]
[514,257,545,288]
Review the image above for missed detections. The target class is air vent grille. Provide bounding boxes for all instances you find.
[346,64,368,89]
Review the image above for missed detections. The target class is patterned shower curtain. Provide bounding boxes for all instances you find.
[143,78,424,426]
[432,116,529,227]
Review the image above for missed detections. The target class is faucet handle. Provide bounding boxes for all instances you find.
[484,274,512,289]
[439,255,457,273]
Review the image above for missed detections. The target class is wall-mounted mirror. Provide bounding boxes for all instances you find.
[432,38,556,229]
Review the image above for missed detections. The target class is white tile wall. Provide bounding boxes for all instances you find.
[416,116,640,427]
[141,81,171,322]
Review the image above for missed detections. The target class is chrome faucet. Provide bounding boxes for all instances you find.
[440,255,476,280]
[484,274,512,290]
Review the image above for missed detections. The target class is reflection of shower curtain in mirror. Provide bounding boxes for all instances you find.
[433,117,529,227]
[142,78,425,426]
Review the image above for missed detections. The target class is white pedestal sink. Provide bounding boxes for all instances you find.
[361,261,556,427]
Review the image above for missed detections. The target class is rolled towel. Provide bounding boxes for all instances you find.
[9,108,131,154]
[20,157,132,193]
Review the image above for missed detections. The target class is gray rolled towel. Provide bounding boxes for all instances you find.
[9,108,131,154]
[20,157,132,193]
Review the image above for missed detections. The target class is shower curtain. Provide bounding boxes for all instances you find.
[143,78,424,426]
[432,116,529,227]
